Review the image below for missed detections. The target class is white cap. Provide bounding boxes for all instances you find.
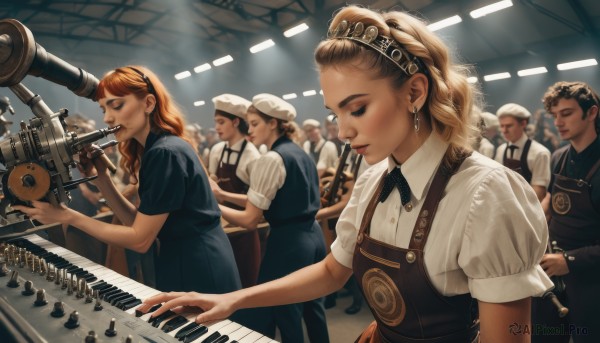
[496,103,531,120]
[212,93,251,119]
[302,119,321,129]
[480,111,499,129]
[252,93,296,121]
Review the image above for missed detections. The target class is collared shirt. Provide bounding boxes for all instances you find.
[494,133,552,187]
[208,139,261,185]
[332,133,553,303]
[303,136,339,171]
[247,151,286,210]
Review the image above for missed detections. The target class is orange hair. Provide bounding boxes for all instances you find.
[96,66,193,184]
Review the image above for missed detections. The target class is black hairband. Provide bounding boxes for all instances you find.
[128,67,156,95]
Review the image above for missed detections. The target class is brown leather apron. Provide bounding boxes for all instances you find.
[353,155,479,343]
[216,139,261,288]
[502,139,532,183]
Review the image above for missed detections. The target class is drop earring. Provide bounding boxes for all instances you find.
[413,106,420,133]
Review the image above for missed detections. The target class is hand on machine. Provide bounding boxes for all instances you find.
[0,19,119,235]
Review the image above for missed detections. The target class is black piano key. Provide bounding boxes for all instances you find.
[98,286,117,296]
[120,298,142,311]
[174,322,199,339]
[198,330,220,343]
[149,310,175,327]
[111,293,133,306]
[182,325,208,343]
[108,292,131,305]
[91,281,108,290]
[213,335,229,343]
[83,274,97,283]
[162,315,188,333]
[136,303,161,317]
[103,288,124,301]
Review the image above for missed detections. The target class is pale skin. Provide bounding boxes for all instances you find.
[539,99,599,278]
[139,62,532,342]
[14,91,169,254]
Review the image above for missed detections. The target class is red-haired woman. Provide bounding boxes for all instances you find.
[15,66,241,294]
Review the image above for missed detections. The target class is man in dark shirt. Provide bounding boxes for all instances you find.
[534,81,600,343]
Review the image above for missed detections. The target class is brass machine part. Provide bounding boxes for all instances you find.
[7,162,51,201]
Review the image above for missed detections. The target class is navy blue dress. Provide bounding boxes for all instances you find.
[233,136,329,343]
[138,131,241,293]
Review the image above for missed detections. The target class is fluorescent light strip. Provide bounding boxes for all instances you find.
[470,0,513,19]
[303,90,317,97]
[557,58,598,71]
[194,101,205,107]
[250,39,275,54]
[282,93,297,100]
[213,55,233,67]
[467,76,478,84]
[194,63,212,73]
[483,72,511,81]
[284,23,309,38]
[517,67,548,77]
[319,90,323,95]
[174,71,191,80]
[427,15,462,32]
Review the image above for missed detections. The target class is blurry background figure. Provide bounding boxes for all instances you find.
[481,111,501,151]
[478,111,497,159]
[288,121,306,147]
[324,114,344,155]
[532,109,561,153]
[302,118,339,177]
[185,123,205,156]
[0,95,15,140]
[495,103,551,202]
[201,127,221,165]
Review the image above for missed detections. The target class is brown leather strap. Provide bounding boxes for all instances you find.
[409,153,469,250]
[358,171,387,237]
[585,157,600,182]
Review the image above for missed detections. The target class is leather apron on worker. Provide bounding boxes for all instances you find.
[353,156,479,343]
[502,139,532,183]
[533,148,600,343]
[216,139,260,288]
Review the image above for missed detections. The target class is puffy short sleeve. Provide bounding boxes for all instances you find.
[459,168,553,302]
[138,147,187,215]
[247,152,286,210]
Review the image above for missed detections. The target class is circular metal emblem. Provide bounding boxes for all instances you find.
[552,192,571,215]
[362,268,406,326]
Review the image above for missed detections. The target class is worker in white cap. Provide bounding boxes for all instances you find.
[208,93,262,289]
[494,102,551,201]
[302,118,339,176]
[210,93,329,342]
[479,111,499,158]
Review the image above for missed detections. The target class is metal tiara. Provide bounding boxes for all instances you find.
[327,20,424,76]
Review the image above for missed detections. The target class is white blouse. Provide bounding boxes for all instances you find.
[208,139,261,185]
[247,151,286,210]
[494,134,551,188]
[331,133,553,303]
[303,137,339,171]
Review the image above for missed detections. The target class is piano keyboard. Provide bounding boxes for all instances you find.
[0,234,277,343]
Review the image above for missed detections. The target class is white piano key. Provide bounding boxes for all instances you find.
[238,330,266,343]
